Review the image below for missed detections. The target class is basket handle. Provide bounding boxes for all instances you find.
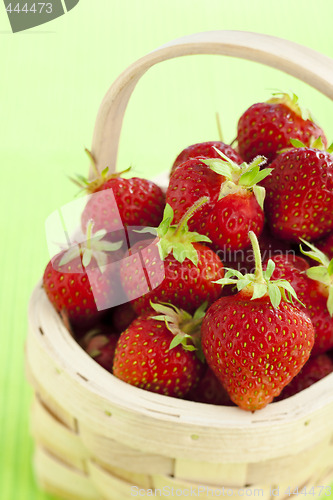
[90,30,333,174]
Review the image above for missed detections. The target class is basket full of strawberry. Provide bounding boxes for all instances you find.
[26,31,333,500]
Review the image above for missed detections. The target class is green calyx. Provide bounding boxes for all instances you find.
[59,219,122,273]
[299,238,333,316]
[156,198,211,266]
[287,137,333,154]
[69,148,131,194]
[150,301,207,356]
[214,231,301,308]
[267,92,303,117]
[201,148,272,210]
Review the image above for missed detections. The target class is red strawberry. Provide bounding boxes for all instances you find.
[262,246,333,356]
[166,150,272,252]
[112,302,206,397]
[119,200,224,315]
[43,223,124,327]
[82,327,119,372]
[72,150,165,235]
[237,93,327,163]
[276,353,333,400]
[171,141,243,176]
[263,142,333,242]
[298,239,333,354]
[109,302,137,333]
[186,366,234,406]
[201,231,315,411]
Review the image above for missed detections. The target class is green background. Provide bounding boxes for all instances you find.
[1,0,333,498]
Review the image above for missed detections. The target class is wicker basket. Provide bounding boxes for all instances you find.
[26,31,333,500]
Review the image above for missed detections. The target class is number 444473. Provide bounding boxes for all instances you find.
[284,486,331,496]
[6,3,53,14]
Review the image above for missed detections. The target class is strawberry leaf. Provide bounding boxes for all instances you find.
[59,246,81,266]
[267,283,281,308]
[158,217,173,238]
[327,287,333,317]
[133,227,158,237]
[96,240,123,252]
[328,258,333,276]
[157,238,173,261]
[187,232,212,244]
[275,280,303,306]
[169,333,196,351]
[290,138,306,148]
[263,259,276,280]
[202,159,235,180]
[299,238,331,267]
[306,265,330,286]
[251,283,268,300]
[172,241,188,264]
[180,244,199,266]
[82,248,93,268]
[238,158,270,188]
[238,164,260,186]
[192,301,208,321]
[236,278,253,291]
[311,136,325,150]
[253,185,266,211]
[218,180,240,200]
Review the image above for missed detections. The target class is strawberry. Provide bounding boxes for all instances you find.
[263,242,333,356]
[171,141,243,176]
[186,366,234,406]
[201,231,315,411]
[72,150,165,236]
[112,302,206,397]
[276,353,333,401]
[82,327,119,372]
[166,150,272,252]
[109,302,137,333]
[237,93,327,163]
[43,222,124,327]
[263,140,333,242]
[119,200,224,315]
[298,239,333,354]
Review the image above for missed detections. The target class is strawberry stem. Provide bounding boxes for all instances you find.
[85,219,94,250]
[215,112,224,142]
[174,196,209,237]
[85,148,99,178]
[249,231,265,284]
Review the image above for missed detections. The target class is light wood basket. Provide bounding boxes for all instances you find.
[26,31,333,500]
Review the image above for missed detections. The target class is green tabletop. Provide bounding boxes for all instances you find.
[1,1,333,499]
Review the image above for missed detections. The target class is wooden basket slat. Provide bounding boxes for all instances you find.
[25,343,79,432]
[31,395,89,471]
[152,474,273,500]
[34,446,99,500]
[87,460,147,500]
[91,461,153,490]
[246,438,332,485]
[79,421,174,475]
